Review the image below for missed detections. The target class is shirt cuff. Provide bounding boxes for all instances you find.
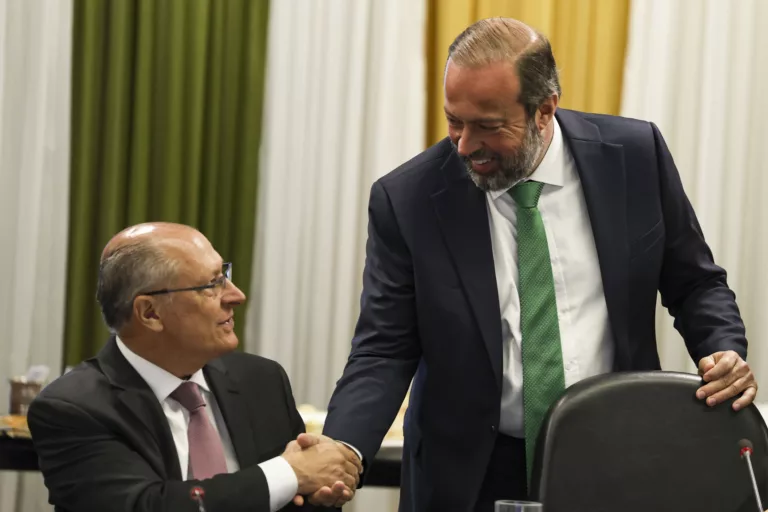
[258,456,298,511]
[339,441,364,472]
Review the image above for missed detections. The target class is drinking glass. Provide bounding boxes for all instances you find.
[494,500,543,511]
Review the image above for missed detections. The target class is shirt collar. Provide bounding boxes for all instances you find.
[488,117,566,201]
[115,336,210,402]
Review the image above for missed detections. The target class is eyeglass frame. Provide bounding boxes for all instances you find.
[138,262,232,297]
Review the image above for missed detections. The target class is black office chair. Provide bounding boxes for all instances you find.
[530,371,768,512]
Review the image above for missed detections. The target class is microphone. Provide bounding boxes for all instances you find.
[190,486,207,512]
[738,439,764,512]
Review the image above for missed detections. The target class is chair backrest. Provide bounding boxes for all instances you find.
[530,371,768,512]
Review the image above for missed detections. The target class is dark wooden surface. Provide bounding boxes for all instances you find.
[0,436,38,471]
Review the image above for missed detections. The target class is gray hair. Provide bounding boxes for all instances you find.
[96,240,179,333]
[447,17,562,118]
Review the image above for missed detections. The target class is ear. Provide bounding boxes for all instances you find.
[133,296,164,333]
[536,94,559,132]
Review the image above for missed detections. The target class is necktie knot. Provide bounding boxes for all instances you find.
[170,381,206,412]
[510,180,544,209]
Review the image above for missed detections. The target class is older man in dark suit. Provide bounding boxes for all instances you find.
[29,222,360,511]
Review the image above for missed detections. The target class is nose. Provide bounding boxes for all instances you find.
[455,127,482,157]
[222,280,246,305]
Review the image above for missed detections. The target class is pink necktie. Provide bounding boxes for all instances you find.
[170,381,228,480]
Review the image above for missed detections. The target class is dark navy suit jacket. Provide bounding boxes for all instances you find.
[324,109,747,511]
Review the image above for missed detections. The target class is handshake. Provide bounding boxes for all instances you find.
[281,433,363,508]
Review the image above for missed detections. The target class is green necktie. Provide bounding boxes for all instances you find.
[510,180,566,482]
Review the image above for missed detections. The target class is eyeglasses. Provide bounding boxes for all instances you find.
[140,262,232,297]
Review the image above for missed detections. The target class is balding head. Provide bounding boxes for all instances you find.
[447,17,561,118]
[101,222,202,260]
[448,18,539,67]
[97,222,207,333]
[98,222,246,375]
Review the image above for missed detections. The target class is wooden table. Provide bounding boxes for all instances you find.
[0,436,37,471]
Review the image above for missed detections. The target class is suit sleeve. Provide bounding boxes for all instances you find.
[652,122,748,362]
[323,180,421,476]
[28,395,271,512]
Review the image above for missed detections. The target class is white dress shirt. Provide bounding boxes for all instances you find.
[116,337,298,511]
[486,118,615,437]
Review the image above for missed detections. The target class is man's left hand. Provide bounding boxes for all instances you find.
[697,350,757,411]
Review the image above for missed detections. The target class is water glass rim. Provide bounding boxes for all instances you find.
[494,500,543,510]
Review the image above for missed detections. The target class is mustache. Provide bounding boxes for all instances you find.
[449,140,497,162]
[462,149,496,161]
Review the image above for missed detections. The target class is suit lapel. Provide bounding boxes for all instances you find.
[97,338,182,479]
[99,339,266,476]
[116,388,182,479]
[557,110,632,370]
[204,359,261,468]
[431,150,503,389]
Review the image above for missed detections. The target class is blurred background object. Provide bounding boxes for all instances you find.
[8,366,48,416]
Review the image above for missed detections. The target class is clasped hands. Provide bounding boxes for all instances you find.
[282,433,362,508]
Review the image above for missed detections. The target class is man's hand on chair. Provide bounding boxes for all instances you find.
[697,350,757,411]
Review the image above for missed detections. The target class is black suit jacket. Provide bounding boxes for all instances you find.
[323,109,747,511]
[28,338,313,512]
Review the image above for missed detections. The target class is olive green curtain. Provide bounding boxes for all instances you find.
[64,0,269,366]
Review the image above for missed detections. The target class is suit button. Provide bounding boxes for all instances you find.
[491,425,496,432]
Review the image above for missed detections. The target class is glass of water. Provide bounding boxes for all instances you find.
[495,500,543,511]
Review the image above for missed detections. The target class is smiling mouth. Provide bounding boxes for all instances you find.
[468,156,497,173]
[219,317,234,326]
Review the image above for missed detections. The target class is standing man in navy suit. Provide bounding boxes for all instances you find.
[322,17,757,511]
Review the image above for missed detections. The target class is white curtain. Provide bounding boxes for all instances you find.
[246,0,426,509]
[621,0,768,395]
[0,0,73,510]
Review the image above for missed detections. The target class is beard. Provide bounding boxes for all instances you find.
[452,118,544,192]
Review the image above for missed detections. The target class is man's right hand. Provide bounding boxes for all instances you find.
[281,433,362,500]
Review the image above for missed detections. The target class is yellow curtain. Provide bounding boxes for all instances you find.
[425,0,630,146]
